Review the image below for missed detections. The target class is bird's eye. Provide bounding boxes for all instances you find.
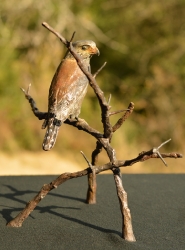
[82,45,89,50]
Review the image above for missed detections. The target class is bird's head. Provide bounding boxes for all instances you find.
[72,40,100,59]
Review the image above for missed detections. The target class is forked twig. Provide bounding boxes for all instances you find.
[21,84,48,120]
[80,151,93,170]
[153,138,172,166]
[20,83,31,96]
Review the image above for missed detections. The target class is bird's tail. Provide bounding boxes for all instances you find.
[42,118,60,151]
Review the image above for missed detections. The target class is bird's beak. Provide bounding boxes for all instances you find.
[90,47,100,56]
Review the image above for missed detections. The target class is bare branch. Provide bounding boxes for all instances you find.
[153,138,172,166]
[120,151,183,168]
[21,84,48,120]
[93,62,107,78]
[91,141,103,166]
[42,22,68,46]
[69,31,76,42]
[109,109,130,116]
[20,83,31,96]
[64,118,103,139]
[7,146,182,228]
[113,168,136,241]
[7,168,90,227]
[6,132,182,236]
[21,87,104,139]
[112,102,134,132]
[81,151,93,169]
[157,138,172,150]
[107,94,111,105]
[86,141,102,204]
[21,86,181,169]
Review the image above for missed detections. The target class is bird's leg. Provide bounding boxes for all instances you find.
[53,118,62,127]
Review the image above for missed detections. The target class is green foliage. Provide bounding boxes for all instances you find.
[0,0,185,154]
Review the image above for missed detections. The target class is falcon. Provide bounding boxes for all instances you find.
[42,40,100,151]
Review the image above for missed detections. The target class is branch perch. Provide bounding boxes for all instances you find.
[8,22,183,244]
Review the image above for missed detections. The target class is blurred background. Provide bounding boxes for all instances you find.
[0,0,184,175]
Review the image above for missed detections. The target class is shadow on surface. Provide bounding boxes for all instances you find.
[0,184,121,238]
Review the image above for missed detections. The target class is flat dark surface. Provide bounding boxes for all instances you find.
[0,174,185,250]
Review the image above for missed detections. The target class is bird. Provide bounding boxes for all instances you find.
[42,40,100,151]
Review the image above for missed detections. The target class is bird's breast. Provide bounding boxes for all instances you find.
[48,58,89,111]
[56,59,86,87]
